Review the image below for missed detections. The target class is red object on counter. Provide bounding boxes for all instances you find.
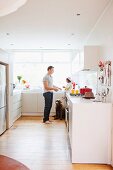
[80,87,92,95]
[72,82,76,89]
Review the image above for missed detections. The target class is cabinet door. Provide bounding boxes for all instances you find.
[12,108,21,123]
[51,92,65,113]
[13,94,21,103]
[84,46,100,70]
[37,93,44,113]
[12,101,21,112]
[11,94,22,124]
[22,93,38,113]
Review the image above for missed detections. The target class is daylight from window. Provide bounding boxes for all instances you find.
[13,51,73,90]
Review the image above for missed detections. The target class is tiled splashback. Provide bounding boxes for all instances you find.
[72,69,112,102]
[72,71,97,94]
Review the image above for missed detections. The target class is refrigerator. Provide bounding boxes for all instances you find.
[0,64,7,135]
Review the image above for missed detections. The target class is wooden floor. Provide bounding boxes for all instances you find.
[0,116,112,170]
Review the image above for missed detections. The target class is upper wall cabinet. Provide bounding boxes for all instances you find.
[72,46,100,73]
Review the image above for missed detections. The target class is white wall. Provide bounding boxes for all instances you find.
[86,1,113,166]
[0,49,9,64]
[72,71,97,94]
[86,0,113,101]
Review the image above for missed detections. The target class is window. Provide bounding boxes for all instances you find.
[14,52,42,63]
[13,50,72,89]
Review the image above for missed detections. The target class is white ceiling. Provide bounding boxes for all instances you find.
[0,0,111,50]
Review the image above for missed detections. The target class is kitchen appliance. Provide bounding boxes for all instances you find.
[65,97,69,132]
[65,107,69,132]
[80,86,92,95]
[0,64,7,135]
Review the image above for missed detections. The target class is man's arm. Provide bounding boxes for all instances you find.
[53,85,62,90]
[43,81,59,91]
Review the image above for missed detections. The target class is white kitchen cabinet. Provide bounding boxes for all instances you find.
[22,91,65,116]
[22,93,38,114]
[51,92,65,113]
[72,46,100,73]
[11,92,22,123]
[82,46,100,70]
[66,94,112,164]
[68,100,72,146]
[37,93,44,113]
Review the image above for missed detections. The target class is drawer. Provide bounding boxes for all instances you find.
[12,101,22,111]
[12,108,21,123]
[13,94,22,103]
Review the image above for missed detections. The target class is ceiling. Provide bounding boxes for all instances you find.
[0,0,111,50]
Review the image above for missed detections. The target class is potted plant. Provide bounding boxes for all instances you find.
[17,75,22,83]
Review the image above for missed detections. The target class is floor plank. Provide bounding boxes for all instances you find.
[0,116,112,170]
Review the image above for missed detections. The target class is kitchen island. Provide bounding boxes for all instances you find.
[66,93,112,164]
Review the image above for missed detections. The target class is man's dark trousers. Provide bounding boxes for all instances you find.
[43,92,53,122]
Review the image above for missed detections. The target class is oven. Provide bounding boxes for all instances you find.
[65,97,69,132]
[65,107,69,131]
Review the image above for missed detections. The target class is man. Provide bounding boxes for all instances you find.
[43,66,61,124]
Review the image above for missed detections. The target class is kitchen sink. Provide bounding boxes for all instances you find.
[92,100,102,102]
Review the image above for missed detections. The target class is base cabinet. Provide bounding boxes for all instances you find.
[66,94,112,164]
[22,92,65,115]
[22,93,38,114]
[11,93,22,123]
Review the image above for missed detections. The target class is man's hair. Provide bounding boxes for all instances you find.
[47,66,54,71]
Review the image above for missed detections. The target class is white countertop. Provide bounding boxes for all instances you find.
[21,89,65,94]
[66,93,110,104]
[13,89,21,95]
[13,89,65,94]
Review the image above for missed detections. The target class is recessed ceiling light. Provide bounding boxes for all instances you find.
[71,33,75,36]
[77,13,80,16]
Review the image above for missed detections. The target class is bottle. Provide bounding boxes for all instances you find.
[72,82,76,89]
[75,84,79,95]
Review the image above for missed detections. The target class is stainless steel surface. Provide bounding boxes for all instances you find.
[65,97,69,132]
[0,107,6,135]
[65,107,69,132]
[0,64,7,135]
[0,64,6,108]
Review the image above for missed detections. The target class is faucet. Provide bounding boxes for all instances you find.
[96,88,109,102]
[101,88,109,102]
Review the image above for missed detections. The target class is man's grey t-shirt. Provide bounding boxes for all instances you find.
[43,74,53,92]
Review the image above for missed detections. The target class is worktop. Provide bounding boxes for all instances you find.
[14,89,64,94]
[66,93,109,104]
[13,89,21,95]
